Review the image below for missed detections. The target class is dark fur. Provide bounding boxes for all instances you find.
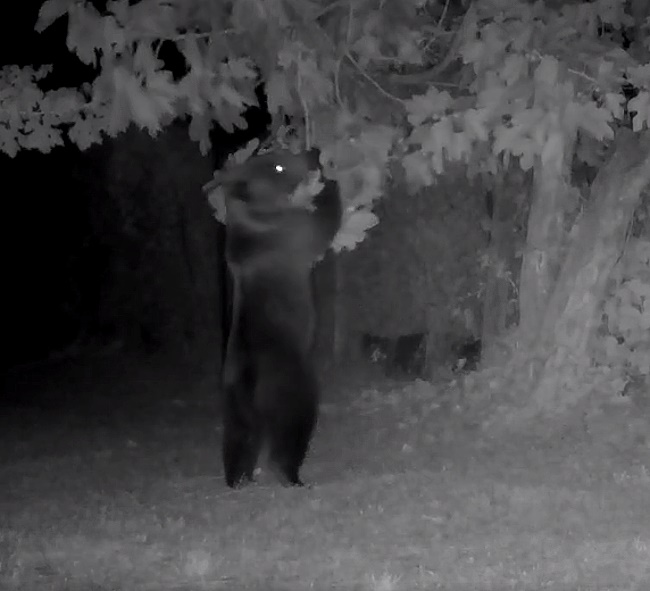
[220,148,342,488]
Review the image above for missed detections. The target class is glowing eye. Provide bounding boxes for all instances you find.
[274,164,285,173]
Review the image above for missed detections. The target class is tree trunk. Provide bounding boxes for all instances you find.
[480,169,524,364]
[518,133,574,345]
[507,130,650,421]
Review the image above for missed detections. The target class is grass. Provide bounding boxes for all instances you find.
[1,355,648,590]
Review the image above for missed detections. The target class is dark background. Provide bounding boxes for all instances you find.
[1,2,273,376]
[1,1,488,393]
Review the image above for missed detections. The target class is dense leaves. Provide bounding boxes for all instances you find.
[599,237,650,375]
[1,0,649,210]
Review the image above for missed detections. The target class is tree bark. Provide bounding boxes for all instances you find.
[511,130,650,421]
[518,133,574,345]
[480,169,524,364]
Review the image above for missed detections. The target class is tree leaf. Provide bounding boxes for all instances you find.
[571,102,614,140]
[35,0,71,34]
[217,83,248,109]
[68,115,102,150]
[67,4,102,66]
[405,87,453,127]
[333,209,379,252]
[223,57,258,81]
[628,91,650,132]
[403,152,434,190]
[604,92,625,120]
[266,70,293,115]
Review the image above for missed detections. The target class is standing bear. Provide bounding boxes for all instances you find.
[218,148,342,488]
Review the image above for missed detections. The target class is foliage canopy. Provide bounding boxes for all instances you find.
[1,0,649,212]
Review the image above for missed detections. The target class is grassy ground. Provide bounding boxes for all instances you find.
[1,355,648,591]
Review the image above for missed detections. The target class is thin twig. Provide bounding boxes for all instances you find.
[345,51,404,103]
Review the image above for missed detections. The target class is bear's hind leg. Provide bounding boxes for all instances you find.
[266,382,318,487]
[223,383,263,488]
[223,421,263,487]
[268,425,311,486]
